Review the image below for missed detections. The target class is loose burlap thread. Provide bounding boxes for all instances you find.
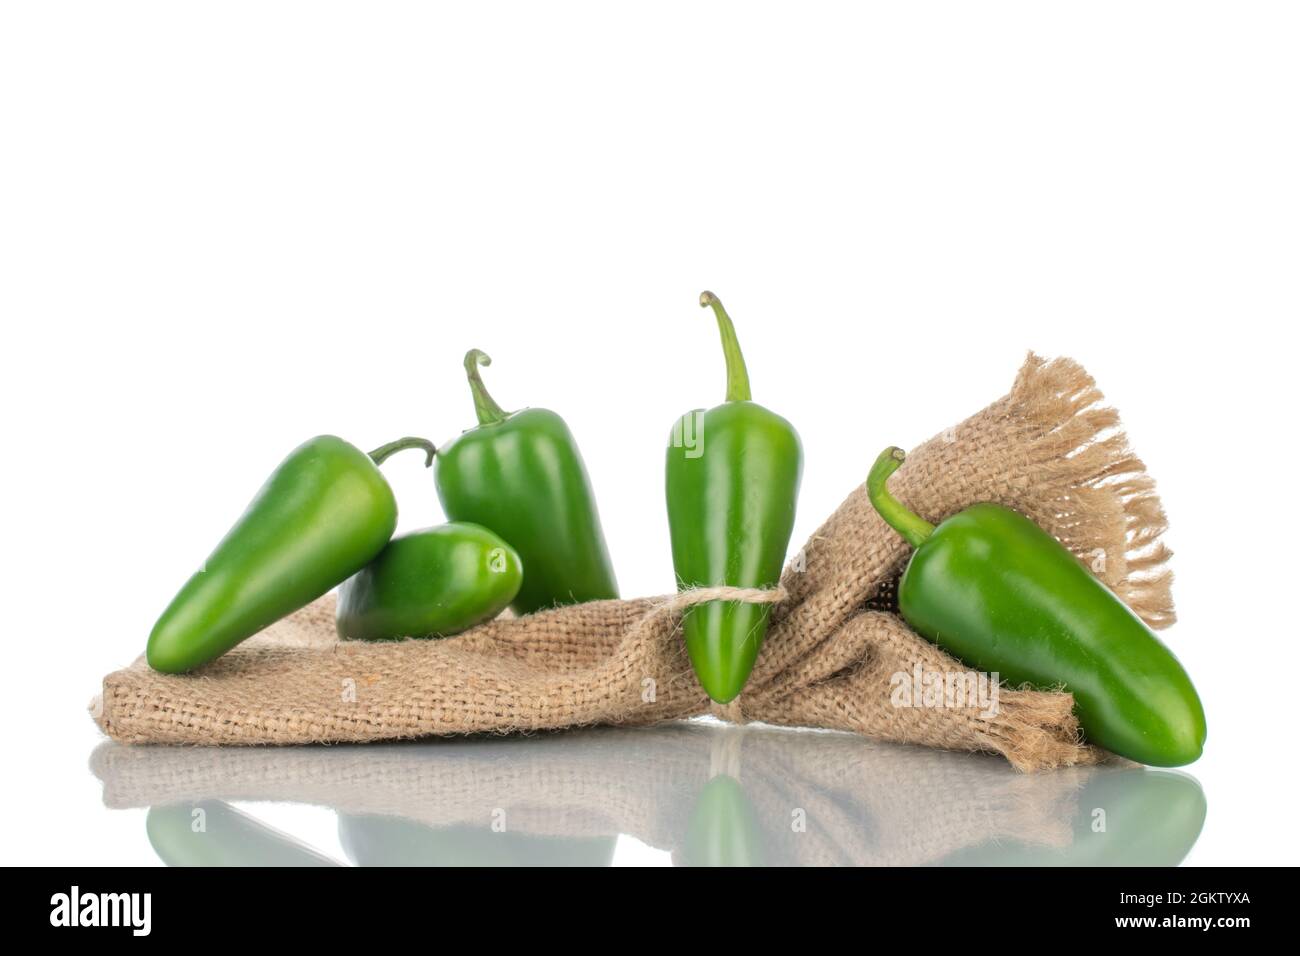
[93,354,1175,772]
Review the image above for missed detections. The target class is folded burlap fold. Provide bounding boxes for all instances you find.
[94,354,1174,771]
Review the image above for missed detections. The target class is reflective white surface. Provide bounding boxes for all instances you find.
[88,722,1204,867]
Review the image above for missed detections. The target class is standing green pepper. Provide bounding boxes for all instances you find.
[868,446,1206,767]
[336,523,522,641]
[147,435,434,674]
[666,292,802,704]
[434,350,619,614]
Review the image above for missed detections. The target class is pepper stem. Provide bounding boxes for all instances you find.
[369,437,436,467]
[867,447,935,548]
[699,291,752,402]
[463,349,509,425]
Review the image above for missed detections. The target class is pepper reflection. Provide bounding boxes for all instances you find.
[92,723,1204,867]
[147,801,341,867]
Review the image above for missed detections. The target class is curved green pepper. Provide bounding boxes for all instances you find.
[336,522,522,641]
[665,293,803,703]
[433,350,619,614]
[868,447,1206,767]
[147,435,434,673]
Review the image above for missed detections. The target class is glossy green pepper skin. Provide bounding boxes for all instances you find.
[147,435,434,673]
[434,350,619,615]
[666,293,802,704]
[336,522,522,641]
[868,447,1206,767]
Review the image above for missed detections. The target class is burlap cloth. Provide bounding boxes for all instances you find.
[93,355,1175,772]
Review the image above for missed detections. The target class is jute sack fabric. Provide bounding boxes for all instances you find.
[93,354,1175,772]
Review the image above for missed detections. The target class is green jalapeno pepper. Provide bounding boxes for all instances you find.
[868,447,1206,767]
[433,350,619,614]
[146,435,434,673]
[336,522,522,641]
[665,293,803,704]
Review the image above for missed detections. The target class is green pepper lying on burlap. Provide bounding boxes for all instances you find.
[336,523,522,642]
[868,446,1206,767]
[147,435,436,674]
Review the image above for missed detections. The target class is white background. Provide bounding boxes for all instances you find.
[1,1,1297,866]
